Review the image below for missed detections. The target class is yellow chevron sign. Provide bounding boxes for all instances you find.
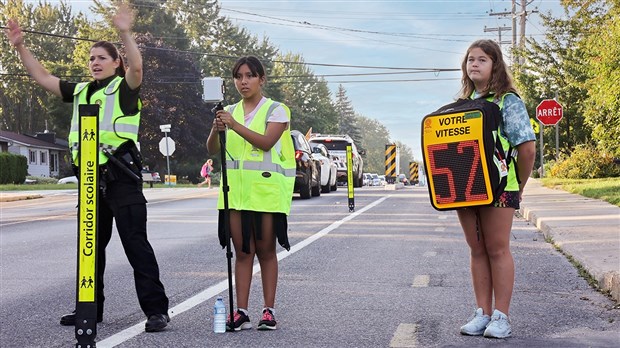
[385,144,396,177]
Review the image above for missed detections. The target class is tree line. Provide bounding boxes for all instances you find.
[516,0,619,162]
[1,0,616,181]
[0,0,407,179]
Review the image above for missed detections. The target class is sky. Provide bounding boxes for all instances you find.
[59,0,565,161]
[216,0,565,161]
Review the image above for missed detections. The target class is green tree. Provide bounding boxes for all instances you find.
[578,1,620,156]
[357,115,390,173]
[1,0,79,136]
[517,0,619,161]
[271,52,338,134]
[134,34,206,176]
[395,141,414,175]
[335,84,362,146]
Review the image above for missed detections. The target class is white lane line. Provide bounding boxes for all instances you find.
[434,227,445,232]
[97,195,390,347]
[438,215,447,220]
[423,251,437,257]
[412,275,430,288]
[390,323,419,347]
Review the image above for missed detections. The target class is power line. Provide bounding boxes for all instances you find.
[0,26,459,71]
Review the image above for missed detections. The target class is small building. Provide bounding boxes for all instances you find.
[0,130,68,178]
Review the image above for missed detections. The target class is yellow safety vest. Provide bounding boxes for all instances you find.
[68,76,140,165]
[217,99,296,214]
[483,93,520,191]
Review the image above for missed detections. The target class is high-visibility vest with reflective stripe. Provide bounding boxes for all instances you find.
[217,99,295,214]
[484,93,520,192]
[68,76,140,165]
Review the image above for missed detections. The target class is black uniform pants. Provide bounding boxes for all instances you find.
[95,197,169,317]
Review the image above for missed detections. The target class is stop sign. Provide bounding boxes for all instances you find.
[536,99,563,126]
[159,137,176,156]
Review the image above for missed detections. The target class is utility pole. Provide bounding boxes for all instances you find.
[488,5,514,62]
[483,24,512,46]
[488,0,538,67]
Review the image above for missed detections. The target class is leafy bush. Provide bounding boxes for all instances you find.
[27,176,59,184]
[0,153,28,184]
[548,144,620,179]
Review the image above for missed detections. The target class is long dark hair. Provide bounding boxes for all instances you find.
[90,41,125,77]
[232,56,266,80]
[459,39,517,99]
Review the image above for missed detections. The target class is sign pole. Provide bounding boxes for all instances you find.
[539,121,544,177]
[159,124,173,186]
[346,145,354,212]
[535,98,564,177]
[554,92,560,161]
[76,104,99,347]
[164,131,171,186]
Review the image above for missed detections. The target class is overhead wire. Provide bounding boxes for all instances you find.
[1,1,472,85]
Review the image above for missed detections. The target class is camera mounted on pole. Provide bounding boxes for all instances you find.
[202,77,235,331]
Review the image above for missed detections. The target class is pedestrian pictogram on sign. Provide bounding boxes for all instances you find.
[536,99,563,126]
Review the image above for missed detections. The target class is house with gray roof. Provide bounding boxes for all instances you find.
[0,130,68,178]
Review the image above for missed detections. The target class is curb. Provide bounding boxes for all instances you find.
[0,194,43,202]
[519,197,620,304]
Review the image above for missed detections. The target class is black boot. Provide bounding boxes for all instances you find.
[145,314,170,332]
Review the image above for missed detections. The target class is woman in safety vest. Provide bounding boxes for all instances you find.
[4,4,170,332]
[207,56,295,331]
[456,40,536,339]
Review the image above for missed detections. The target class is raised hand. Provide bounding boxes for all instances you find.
[5,19,25,47]
[112,3,134,33]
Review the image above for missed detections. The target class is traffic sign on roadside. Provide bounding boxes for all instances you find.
[536,99,563,126]
[159,137,176,156]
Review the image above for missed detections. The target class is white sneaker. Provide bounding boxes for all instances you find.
[483,309,512,338]
[460,308,491,336]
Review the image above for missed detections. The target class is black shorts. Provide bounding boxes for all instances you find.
[218,210,290,253]
[493,190,520,209]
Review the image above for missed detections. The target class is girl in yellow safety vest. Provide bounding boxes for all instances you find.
[207,56,295,331]
[457,40,536,339]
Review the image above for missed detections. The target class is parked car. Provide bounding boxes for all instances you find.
[308,134,364,187]
[370,173,381,186]
[363,173,372,186]
[141,169,161,187]
[397,173,410,185]
[291,130,321,199]
[310,143,337,193]
[378,175,386,186]
[57,176,78,184]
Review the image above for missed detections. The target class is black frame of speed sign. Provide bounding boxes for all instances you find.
[421,107,495,210]
[75,104,100,347]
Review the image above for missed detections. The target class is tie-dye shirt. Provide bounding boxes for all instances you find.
[474,92,536,147]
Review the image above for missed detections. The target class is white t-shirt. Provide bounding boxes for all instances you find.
[242,97,288,127]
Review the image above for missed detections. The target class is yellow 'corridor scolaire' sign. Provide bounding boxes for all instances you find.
[346,145,354,212]
[422,109,494,210]
[78,113,98,302]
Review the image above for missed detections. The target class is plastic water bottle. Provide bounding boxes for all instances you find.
[213,296,226,333]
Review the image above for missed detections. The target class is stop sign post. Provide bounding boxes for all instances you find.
[535,98,564,177]
[159,124,174,186]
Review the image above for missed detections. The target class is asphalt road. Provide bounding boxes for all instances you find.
[0,186,618,347]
